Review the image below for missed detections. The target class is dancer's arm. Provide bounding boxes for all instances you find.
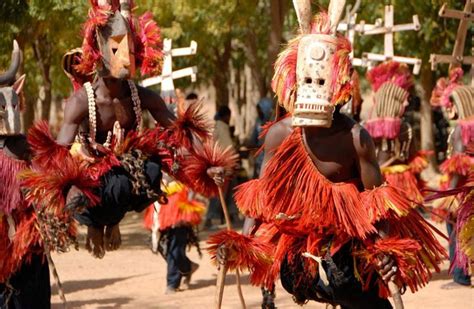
[57,89,88,146]
[139,85,176,128]
[353,124,398,282]
[242,119,292,236]
[353,124,383,189]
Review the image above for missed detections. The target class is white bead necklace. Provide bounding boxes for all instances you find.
[84,80,142,148]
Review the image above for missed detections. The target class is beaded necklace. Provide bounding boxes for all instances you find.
[84,80,142,147]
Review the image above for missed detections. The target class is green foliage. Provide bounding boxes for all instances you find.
[0,0,466,110]
[0,0,87,100]
[354,0,470,79]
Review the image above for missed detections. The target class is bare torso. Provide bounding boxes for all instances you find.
[262,113,382,190]
[57,77,175,146]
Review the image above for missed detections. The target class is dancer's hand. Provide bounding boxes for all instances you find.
[377,254,398,282]
[86,225,105,258]
[104,224,122,251]
[216,244,228,265]
[207,166,225,187]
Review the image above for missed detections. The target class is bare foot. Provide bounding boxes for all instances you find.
[86,225,105,258]
[440,281,471,290]
[104,224,122,251]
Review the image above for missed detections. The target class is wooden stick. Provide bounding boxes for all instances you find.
[235,269,246,308]
[34,212,67,308]
[214,186,246,309]
[217,187,233,231]
[215,262,227,308]
[389,281,404,309]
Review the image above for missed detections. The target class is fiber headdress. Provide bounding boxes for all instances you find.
[431,68,474,146]
[365,61,414,140]
[76,0,163,77]
[272,0,353,127]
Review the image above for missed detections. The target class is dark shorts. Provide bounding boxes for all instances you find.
[280,245,392,309]
[75,156,163,227]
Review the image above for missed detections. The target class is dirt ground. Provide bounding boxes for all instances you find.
[50,213,472,309]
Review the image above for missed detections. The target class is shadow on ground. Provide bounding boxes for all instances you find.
[51,275,146,294]
[430,269,453,281]
[52,297,132,308]
[192,273,250,290]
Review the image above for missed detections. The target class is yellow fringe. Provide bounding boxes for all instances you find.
[381,164,410,174]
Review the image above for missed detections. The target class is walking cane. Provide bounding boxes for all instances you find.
[34,211,67,308]
[389,282,404,309]
[214,180,246,309]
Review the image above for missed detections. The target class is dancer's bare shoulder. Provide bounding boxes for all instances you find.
[264,117,293,152]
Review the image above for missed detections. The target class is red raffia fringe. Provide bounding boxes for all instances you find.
[354,238,422,298]
[137,11,164,76]
[366,61,414,93]
[21,121,100,215]
[183,140,239,197]
[207,230,273,285]
[237,128,375,238]
[454,187,474,272]
[382,168,424,204]
[0,150,42,282]
[361,186,447,297]
[430,68,464,109]
[459,119,474,147]
[365,117,401,140]
[440,153,473,177]
[0,210,42,282]
[235,127,447,293]
[408,151,432,174]
[171,103,211,150]
[158,188,205,230]
[0,152,28,214]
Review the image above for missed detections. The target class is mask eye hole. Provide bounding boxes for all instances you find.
[317,78,325,86]
[110,35,124,55]
[305,77,313,84]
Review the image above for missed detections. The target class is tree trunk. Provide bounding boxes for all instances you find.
[212,38,232,107]
[22,96,36,133]
[32,36,52,122]
[245,29,267,98]
[267,0,287,84]
[419,65,437,173]
[244,0,287,99]
[267,0,288,72]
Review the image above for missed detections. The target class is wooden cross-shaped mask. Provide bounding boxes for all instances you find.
[356,5,422,74]
[141,39,198,103]
[337,0,383,68]
[430,0,474,85]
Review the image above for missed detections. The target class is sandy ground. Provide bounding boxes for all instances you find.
[50,213,473,309]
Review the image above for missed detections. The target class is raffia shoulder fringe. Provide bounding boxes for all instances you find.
[234,128,447,297]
